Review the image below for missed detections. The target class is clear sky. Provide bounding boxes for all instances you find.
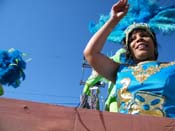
[1,0,175,109]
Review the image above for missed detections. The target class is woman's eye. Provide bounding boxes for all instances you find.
[141,33,149,37]
[129,37,135,43]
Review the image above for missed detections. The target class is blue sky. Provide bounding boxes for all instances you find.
[1,0,175,108]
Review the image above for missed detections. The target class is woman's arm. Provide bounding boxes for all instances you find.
[84,0,129,83]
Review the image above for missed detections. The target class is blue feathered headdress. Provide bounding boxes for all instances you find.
[0,48,27,89]
[89,0,175,44]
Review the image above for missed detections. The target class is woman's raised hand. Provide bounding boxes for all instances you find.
[110,0,129,20]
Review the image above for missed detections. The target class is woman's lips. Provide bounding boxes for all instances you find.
[136,43,148,50]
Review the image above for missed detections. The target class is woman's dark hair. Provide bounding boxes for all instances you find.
[122,28,158,62]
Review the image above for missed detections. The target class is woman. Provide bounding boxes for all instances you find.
[84,0,175,118]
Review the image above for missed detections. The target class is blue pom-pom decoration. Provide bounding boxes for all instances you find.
[0,48,26,88]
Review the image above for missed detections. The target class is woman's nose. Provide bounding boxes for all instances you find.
[136,35,143,42]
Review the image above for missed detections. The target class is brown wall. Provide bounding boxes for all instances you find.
[0,97,175,131]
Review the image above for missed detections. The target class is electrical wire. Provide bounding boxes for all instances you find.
[4,90,79,99]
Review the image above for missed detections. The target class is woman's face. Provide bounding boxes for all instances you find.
[128,29,156,63]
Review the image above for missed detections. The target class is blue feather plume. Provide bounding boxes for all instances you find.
[0,48,27,88]
[89,0,175,44]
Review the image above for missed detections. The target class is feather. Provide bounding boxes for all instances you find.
[89,0,175,44]
[149,8,175,33]
[0,48,27,88]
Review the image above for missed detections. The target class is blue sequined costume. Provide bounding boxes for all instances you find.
[116,61,175,118]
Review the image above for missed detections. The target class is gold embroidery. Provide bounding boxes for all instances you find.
[129,91,165,117]
[128,62,175,83]
[118,78,132,111]
[118,78,132,103]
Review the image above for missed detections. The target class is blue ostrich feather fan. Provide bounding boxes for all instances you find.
[89,0,175,44]
[0,48,27,88]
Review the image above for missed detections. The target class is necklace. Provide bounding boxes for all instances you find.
[128,62,175,83]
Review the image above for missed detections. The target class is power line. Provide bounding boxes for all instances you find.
[52,102,80,106]
[4,90,80,100]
